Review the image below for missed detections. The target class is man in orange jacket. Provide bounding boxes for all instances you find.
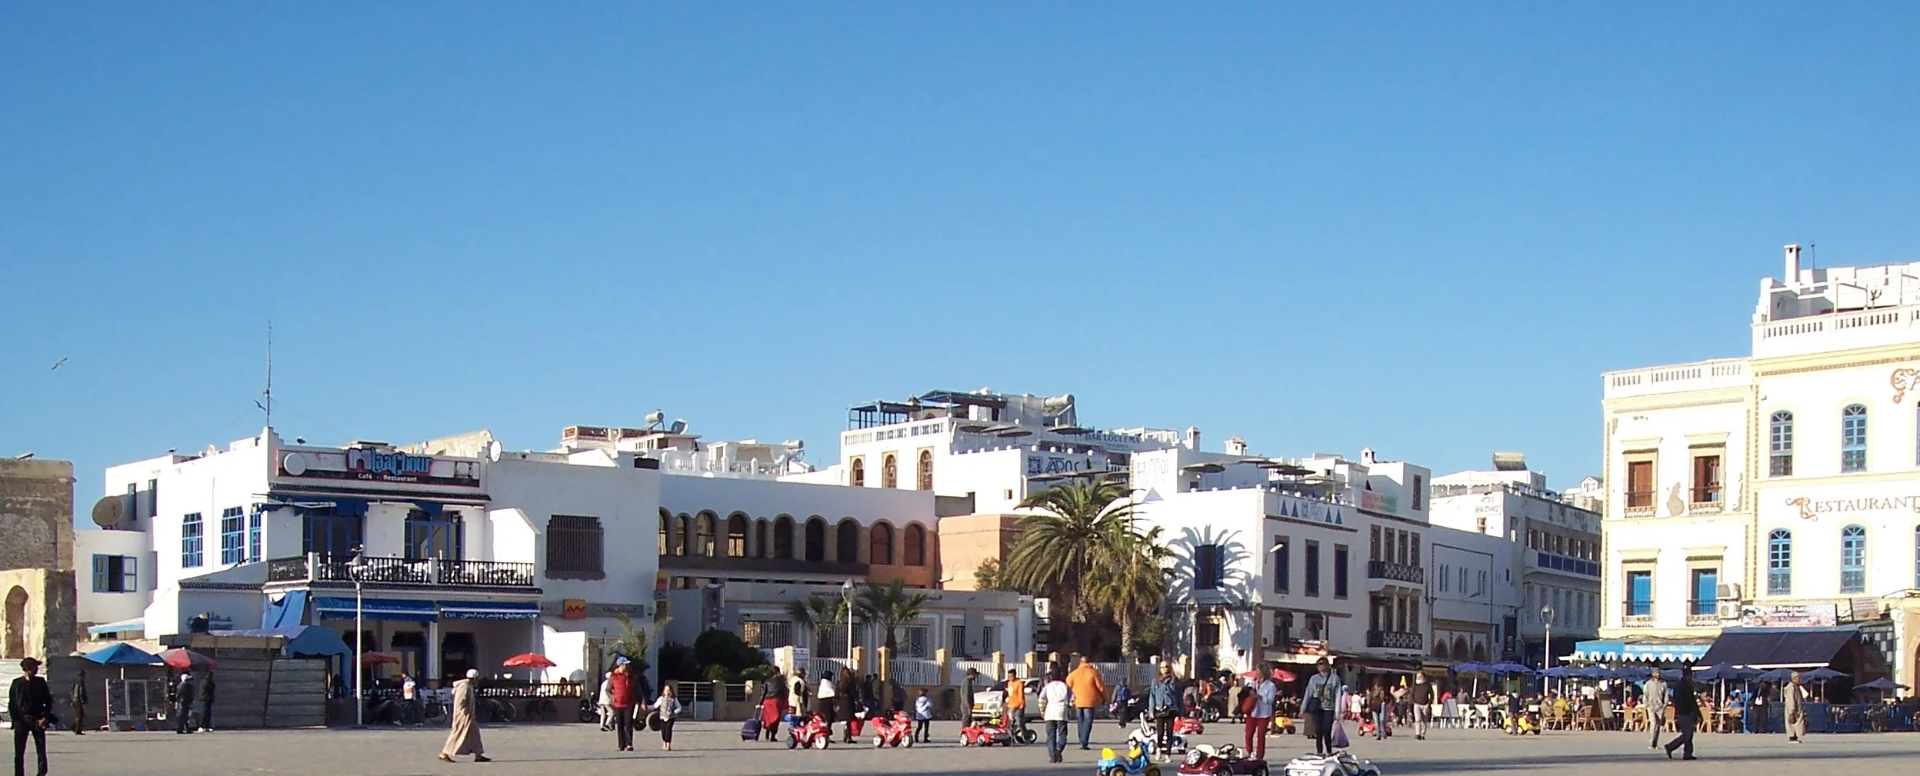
[1065,656,1107,750]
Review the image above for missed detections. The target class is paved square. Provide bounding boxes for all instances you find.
[29,721,1920,776]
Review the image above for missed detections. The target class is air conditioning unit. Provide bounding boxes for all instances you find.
[1717,601,1742,620]
[1716,583,1742,601]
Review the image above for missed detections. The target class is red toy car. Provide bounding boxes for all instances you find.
[1177,744,1268,776]
[870,710,915,748]
[960,715,1037,746]
[786,713,833,750]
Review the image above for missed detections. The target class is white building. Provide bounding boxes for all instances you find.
[1597,245,1920,685]
[1127,443,1441,677]
[1429,453,1601,666]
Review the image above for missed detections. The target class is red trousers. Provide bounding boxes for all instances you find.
[1244,716,1270,759]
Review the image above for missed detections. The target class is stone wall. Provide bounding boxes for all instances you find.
[0,568,78,661]
[0,458,76,573]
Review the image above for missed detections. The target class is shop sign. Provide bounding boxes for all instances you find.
[562,599,588,620]
[1738,603,1837,628]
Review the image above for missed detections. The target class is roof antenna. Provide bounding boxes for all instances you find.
[262,321,274,429]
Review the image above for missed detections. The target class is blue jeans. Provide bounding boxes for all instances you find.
[1046,720,1068,761]
[1077,708,1094,747]
[1373,708,1388,739]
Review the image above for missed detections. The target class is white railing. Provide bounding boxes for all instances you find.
[1093,662,1132,691]
[810,657,854,681]
[1602,358,1749,399]
[891,658,943,686]
[950,660,997,685]
[1752,304,1920,358]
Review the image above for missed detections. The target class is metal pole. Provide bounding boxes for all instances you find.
[355,578,364,728]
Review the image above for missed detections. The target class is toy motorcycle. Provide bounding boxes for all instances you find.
[1281,752,1380,776]
[871,710,915,748]
[1099,740,1163,776]
[786,713,832,750]
[1179,744,1269,776]
[1129,716,1187,757]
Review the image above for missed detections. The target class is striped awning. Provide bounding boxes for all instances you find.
[1571,639,1711,663]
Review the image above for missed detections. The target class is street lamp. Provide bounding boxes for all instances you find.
[350,546,369,728]
[841,579,857,666]
[1541,603,1556,693]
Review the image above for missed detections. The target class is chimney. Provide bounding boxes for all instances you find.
[1184,426,1201,451]
[1784,244,1801,283]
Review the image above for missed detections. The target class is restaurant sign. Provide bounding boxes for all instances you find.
[278,447,482,489]
[1737,603,1837,629]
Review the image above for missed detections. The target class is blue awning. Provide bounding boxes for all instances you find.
[1572,639,1711,663]
[312,596,438,622]
[262,590,309,629]
[438,600,540,620]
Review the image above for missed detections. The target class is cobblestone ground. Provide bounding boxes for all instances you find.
[31,720,1920,776]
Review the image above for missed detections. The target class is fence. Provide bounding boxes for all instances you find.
[810,657,854,682]
[950,660,997,685]
[674,681,716,721]
[891,658,943,686]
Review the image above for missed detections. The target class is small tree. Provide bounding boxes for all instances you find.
[610,611,668,670]
[785,595,849,654]
[974,558,1007,591]
[857,579,932,675]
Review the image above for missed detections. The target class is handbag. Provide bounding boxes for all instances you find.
[1330,720,1349,749]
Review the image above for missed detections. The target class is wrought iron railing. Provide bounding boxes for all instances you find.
[1366,630,1421,650]
[265,554,535,588]
[1366,560,1424,584]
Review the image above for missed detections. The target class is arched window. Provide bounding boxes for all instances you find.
[804,517,827,563]
[836,519,861,564]
[658,510,669,555]
[754,520,770,558]
[851,458,866,487]
[1840,524,1867,593]
[1767,528,1792,596]
[881,454,898,489]
[917,450,933,491]
[903,523,927,566]
[675,514,691,556]
[696,512,717,558]
[870,522,895,565]
[726,513,748,558]
[1842,404,1868,472]
[1769,411,1794,477]
[774,516,796,560]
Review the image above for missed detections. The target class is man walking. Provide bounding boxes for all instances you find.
[1410,672,1432,740]
[1065,656,1108,751]
[10,658,53,776]
[68,669,87,736]
[610,663,637,751]
[1783,672,1808,743]
[1663,672,1699,760]
[438,669,489,763]
[1004,669,1028,740]
[1644,671,1669,750]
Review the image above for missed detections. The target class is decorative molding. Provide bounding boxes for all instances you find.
[1893,368,1920,403]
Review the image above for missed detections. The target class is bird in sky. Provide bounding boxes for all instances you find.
[51,357,67,371]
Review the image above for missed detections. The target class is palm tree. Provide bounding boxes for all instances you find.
[1001,477,1139,652]
[785,595,849,655]
[856,579,932,673]
[1086,523,1171,665]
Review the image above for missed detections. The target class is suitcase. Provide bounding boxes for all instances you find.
[741,717,762,740]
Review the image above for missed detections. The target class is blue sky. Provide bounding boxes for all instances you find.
[5,3,1919,508]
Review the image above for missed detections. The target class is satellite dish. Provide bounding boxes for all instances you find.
[668,420,687,435]
[487,439,503,462]
[281,452,308,476]
[91,496,124,528]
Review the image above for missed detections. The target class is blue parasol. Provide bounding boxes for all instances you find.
[82,643,161,666]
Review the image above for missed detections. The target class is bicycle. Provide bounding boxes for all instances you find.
[522,697,558,723]
[480,697,518,724]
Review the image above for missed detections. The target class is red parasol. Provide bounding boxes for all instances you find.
[360,652,402,667]
[503,653,556,669]
[1239,667,1300,683]
[159,648,218,672]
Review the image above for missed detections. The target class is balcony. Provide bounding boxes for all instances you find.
[266,554,536,588]
[1623,491,1655,516]
[1622,602,1653,628]
[1532,551,1600,578]
[1602,358,1749,400]
[1366,630,1422,651]
[1689,487,1723,515]
[1366,561,1424,585]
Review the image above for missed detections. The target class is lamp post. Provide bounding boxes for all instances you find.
[841,579,857,667]
[350,546,369,728]
[1541,603,1555,694]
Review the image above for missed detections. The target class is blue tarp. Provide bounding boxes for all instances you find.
[213,626,354,658]
[262,590,309,629]
[312,596,438,622]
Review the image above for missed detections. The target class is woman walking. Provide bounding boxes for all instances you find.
[758,668,787,742]
[1302,659,1341,756]
[438,669,489,763]
[835,668,858,744]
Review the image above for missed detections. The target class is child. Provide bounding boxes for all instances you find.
[651,684,682,751]
[913,688,934,743]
